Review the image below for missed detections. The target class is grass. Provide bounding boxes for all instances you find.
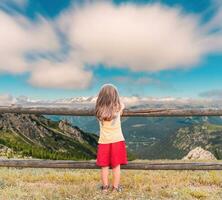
[0,160,222,200]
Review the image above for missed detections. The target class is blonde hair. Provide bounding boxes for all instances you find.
[95,83,121,123]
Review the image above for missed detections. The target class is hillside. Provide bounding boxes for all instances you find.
[140,122,222,160]
[0,113,98,160]
[172,123,222,159]
[47,115,222,159]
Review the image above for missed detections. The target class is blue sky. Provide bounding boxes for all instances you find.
[0,0,222,100]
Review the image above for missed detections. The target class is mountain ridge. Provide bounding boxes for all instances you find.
[0,113,98,160]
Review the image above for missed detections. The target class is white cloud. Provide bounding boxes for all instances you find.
[0,11,60,74]
[58,2,214,72]
[0,9,93,89]
[1,1,222,90]
[0,94,16,105]
[28,58,93,89]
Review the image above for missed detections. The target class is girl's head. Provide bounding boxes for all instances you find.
[95,83,121,122]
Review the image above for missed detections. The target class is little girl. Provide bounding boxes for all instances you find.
[95,83,128,193]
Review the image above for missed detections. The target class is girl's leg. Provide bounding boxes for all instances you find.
[101,166,109,186]
[112,164,120,188]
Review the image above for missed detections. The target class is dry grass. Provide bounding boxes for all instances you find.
[0,160,222,200]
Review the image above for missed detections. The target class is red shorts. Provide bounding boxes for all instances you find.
[96,140,128,168]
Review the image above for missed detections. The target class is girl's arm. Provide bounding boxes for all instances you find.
[120,102,125,116]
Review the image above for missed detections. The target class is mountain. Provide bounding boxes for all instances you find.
[0,113,98,160]
[3,94,222,109]
[123,116,222,159]
[1,95,222,160]
[46,115,222,160]
[172,122,222,159]
[134,120,222,160]
[146,122,222,159]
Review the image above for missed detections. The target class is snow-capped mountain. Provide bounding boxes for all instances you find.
[0,94,222,109]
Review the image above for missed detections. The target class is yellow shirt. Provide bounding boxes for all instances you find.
[98,103,125,144]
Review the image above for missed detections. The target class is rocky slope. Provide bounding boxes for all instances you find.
[142,122,222,160]
[0,113,98,160]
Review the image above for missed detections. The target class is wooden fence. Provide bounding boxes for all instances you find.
[1,105,222,116]
[0,105,222,170]
[0,160,222,170]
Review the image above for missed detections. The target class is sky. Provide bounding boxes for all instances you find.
[0,0,222,101]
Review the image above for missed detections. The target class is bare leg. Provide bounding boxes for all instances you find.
[112,164,120,188]
[101,166,109,186]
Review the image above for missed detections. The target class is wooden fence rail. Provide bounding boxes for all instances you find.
[0,104,222,170]
[0,160,222,170]
[1,105,222,116]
